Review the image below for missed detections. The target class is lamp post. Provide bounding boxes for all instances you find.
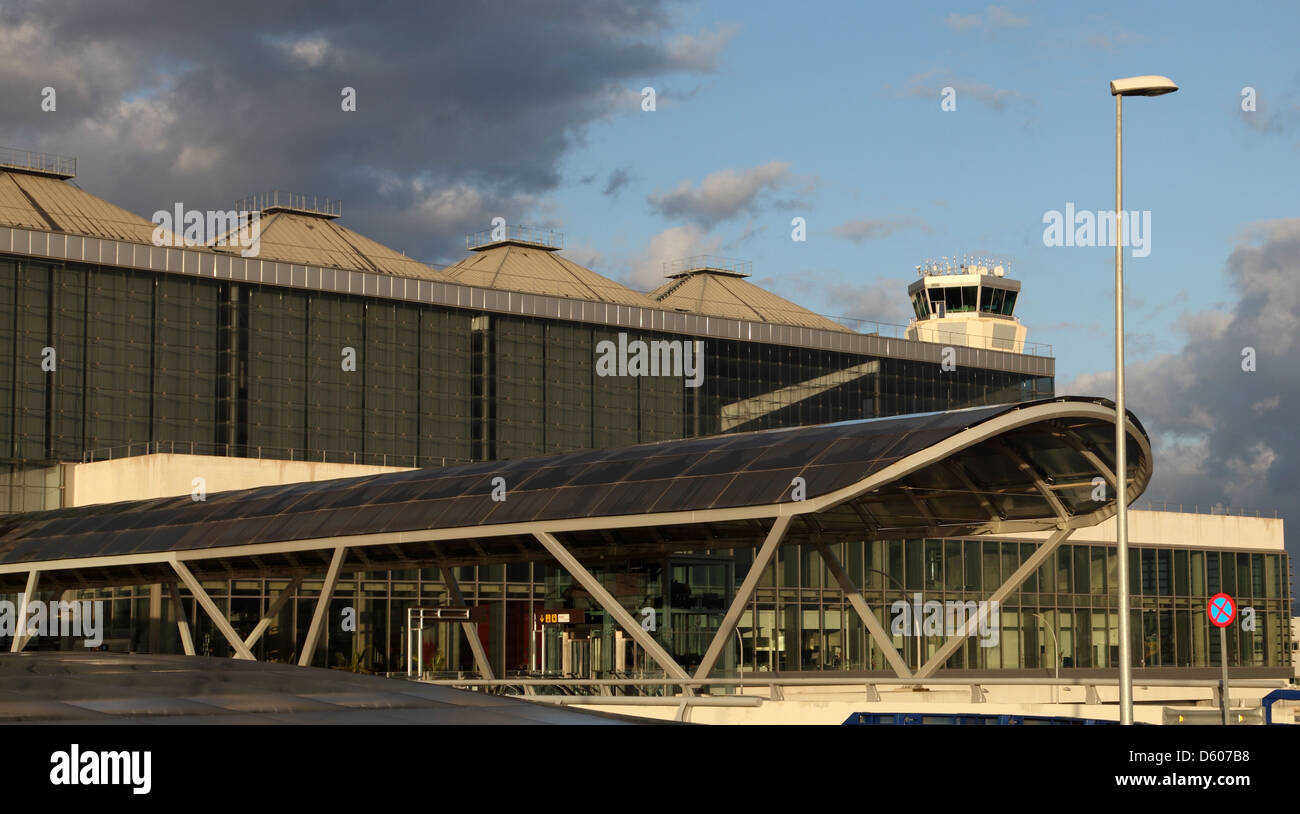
[1110,75,1178,726]
[867,568,922,673]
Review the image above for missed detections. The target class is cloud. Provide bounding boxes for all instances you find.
[562,245,606,271]
[602,166,633,199]
[832,215,927,242]
[762,270,912,328]
[1238,88,1300,136]
[0,0,726,263]
[824,276,914,326]
[647,161,792,227]
[1059,218,1300,596]
[621,224,720,290]
[665,23,740,72]
[944,6,1028,31]
[280,36,330,68]
[1085,28,1148,50]
[897,69,1034,112]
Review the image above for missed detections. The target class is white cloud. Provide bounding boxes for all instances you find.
[284,37,330,68]
[898,69,1033,112]
[666,23,740,72]
[623,224,720,290]
[648,161,791,227]
[944,6,1028,31]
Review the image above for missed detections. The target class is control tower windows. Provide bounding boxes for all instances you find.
[973,286,1018,317]
[910,293,930,320]
[1000,290,1017,316]
[937,285,978,314]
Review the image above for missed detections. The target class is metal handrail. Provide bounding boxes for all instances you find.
[0,146,76,177]
[235,190,342,218]
[830,314,1053,357]
[80,439,471,469]
[1132,499,1281,519]
[410,676,1287,688]
[466,224,564,250]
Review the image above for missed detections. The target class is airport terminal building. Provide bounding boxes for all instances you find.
[0,151,1290,689]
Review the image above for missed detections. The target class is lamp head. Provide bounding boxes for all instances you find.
[1110,75,1179,96]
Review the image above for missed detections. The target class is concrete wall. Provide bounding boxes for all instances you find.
[1005,510,1285,552]
[63,454,415,507]
[556,680,1290,724]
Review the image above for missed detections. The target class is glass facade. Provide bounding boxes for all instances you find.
[0,257,1052,469]
[49,540,1291,677]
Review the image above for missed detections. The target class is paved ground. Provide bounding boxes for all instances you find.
[0,652,633,724]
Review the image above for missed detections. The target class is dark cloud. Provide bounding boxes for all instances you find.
[832,215,927,243]
[0,0,725,263]
[1061,218,1300,604]
[602,166,632,199]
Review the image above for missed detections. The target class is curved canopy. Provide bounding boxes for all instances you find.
[0,397,1151,591]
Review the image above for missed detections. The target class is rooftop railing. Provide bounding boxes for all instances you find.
[0,147,76,178]
[831,314,1053,357]
[662,255,753,278]
[466,224,564,250]
[236,191,342,218]
[1131,499,1281,519]
[80,440,470,469]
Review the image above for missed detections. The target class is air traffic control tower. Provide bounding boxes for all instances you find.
[905,257,1028,353]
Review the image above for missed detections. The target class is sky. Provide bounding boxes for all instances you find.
[1,1,1298,593]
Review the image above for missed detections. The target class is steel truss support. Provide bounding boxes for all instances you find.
[533,530,689,681]
[298,546,346,667]
[441,565,495,680]
[813,539,912,678]
[916,525,1075,678]
[10,570,38,652]
[695,515,792,681]
[243,575,302,650]
[167,581,195,656]
[170,559,255,660]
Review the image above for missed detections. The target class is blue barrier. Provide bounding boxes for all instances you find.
[1261,689,1300,725]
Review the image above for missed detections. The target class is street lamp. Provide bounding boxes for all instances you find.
[867,568,922,673]
[1110,74,1178,726]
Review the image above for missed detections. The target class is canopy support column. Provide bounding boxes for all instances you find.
[442,565,495,680]
[917,525,1075,678]
[167,581,195,656]
[533,531,689,682]
[244,575,302,650]
[10,570,38,652]
[171,559,255,660]
[695,515,792,681]
[298,546,346,667]
[813,539,912,678]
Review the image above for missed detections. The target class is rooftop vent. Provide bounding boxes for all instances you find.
[235,191,341,219]
[662,255,752,279]
[466,223,564,251]
[0,147,76,179]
